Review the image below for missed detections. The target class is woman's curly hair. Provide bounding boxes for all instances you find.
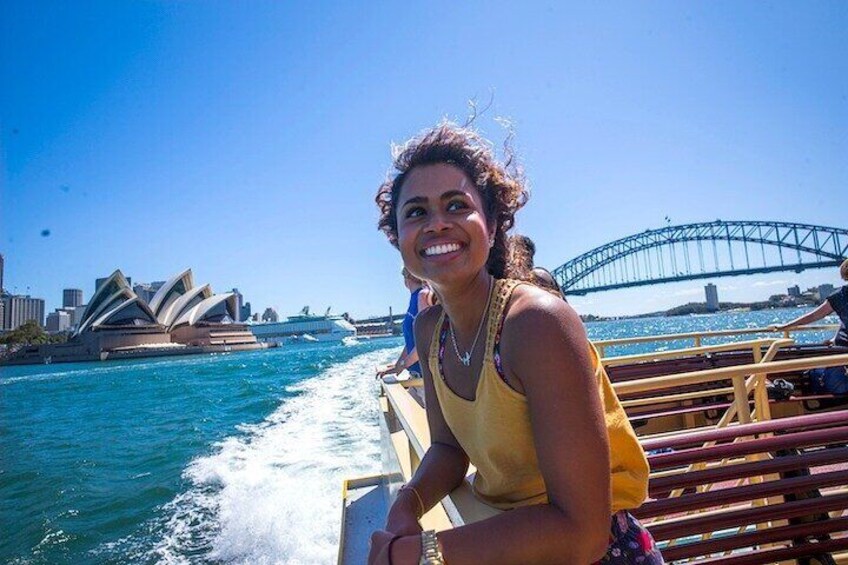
[375,121,531,280]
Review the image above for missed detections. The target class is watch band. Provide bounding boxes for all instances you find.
[419,530,445,565]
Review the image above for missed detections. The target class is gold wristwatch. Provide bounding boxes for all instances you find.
[419,530,445,564]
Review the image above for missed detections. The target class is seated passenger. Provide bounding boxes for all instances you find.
[368,121,661,564]
[377,268,433,379]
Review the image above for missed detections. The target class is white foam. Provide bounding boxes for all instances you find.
[151,348,395,564]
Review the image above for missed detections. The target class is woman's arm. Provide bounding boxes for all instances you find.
[389,289,612,564]
[377,347,408,377]
[382,306,470,534]
[777,301,834,330]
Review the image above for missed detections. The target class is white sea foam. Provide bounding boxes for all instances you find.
[151,348,394,564]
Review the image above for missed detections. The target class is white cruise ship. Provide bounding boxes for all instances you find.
[247,307,356,344]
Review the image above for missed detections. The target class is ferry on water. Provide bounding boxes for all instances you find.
[339,323,848,564]
[248,306,356,345]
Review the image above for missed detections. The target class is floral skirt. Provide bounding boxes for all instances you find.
[594,510,664,564]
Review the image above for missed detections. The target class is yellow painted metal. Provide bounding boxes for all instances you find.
[613,353,848,396]
[594,324,838,358]
[601,338,783,367]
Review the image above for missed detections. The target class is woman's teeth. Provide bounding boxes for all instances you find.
[424,243,461,256]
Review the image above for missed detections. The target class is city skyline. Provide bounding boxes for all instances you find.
[2,249,843,326]
[2,2,846,319]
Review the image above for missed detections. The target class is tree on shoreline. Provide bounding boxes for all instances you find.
[0,320,69,346]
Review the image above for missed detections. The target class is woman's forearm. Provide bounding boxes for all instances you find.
[394,502,609,565]
[405,443,469,512]
[782,301,834,329]
[404,348,420,369]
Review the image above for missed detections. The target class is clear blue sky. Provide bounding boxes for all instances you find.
[2,1,846,318]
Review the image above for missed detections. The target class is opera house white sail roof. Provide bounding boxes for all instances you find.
[75,268,240,336]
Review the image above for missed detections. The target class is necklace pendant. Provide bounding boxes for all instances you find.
[460,352,471,366]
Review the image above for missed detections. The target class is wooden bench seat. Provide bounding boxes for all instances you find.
[634,412,848,564]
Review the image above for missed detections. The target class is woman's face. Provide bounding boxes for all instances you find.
[395,163,493,288]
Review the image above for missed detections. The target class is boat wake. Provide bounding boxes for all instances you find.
[146,348,394,564]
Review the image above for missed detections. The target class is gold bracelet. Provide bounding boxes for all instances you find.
[419,530,445,565]
[400,484,425,518]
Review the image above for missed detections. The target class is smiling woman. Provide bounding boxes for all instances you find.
[370,122,663,564]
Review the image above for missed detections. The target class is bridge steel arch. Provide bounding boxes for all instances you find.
[552,220,848,296]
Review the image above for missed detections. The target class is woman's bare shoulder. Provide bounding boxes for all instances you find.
[505,283,583,334]
[501,283,590,385]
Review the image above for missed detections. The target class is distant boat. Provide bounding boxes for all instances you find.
[247,306,356,345]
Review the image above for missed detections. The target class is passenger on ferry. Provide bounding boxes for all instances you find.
[377,268,433,379]
[512,234,566,300]
[369,121,661,564]
[776,258,848,348]
[776,259,848,395]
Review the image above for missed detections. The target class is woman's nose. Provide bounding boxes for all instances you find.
[424,210,450,232]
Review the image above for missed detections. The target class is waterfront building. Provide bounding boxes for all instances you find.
[1,253,6,327]
[787,285,801,298]
[3,295,46,329]
[46,310,71,332]
[817,284,835,301]
[232,288,243,322]
[262,307,279,322]
[72,304,87,327]
[133,282,164,305]
[705,283,719,311]
[2,268,264,365]
[241,301,252,322]
[96,276,131,291]
[63,288,84,308]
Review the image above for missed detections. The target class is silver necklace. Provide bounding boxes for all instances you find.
[449,277,494,366]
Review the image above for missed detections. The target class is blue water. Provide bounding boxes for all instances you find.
[0,308,840,564]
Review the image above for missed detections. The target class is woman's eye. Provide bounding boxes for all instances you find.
[447,200,468,212]
[405,206,425,219]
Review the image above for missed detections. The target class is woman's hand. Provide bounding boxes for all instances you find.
[367,530,395,565]
[385,491,423,536]
[368,532,421,565]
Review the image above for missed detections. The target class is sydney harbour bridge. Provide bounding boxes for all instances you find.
[552,221,848,296]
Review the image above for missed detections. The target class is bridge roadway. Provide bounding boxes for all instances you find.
[551,220,848,296]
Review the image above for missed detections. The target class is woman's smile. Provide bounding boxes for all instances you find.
[421,241,463,258]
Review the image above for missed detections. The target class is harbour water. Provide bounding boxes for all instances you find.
[0,307,839,564]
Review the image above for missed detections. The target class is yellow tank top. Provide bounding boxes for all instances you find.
[429,279,649,512]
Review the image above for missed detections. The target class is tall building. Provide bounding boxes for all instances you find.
[3,295,46,330]
[704,283,719,311]
[787,285,801,298]
[63,288,84,308]
[72,304,87,327]
[46,310,71,332]
[818,284,835,301]
[133,281,165,305]
[262,307,279,322]
[232,288,243,322]
[0,253,5,326]
[241,301,252,322]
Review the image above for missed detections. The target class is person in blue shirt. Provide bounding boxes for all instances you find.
[377,268,434,379]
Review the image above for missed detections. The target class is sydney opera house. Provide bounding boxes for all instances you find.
[3,269,266,365]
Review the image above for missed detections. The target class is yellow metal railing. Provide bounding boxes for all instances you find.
[381,351,848,529]
[593,324,839,358]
